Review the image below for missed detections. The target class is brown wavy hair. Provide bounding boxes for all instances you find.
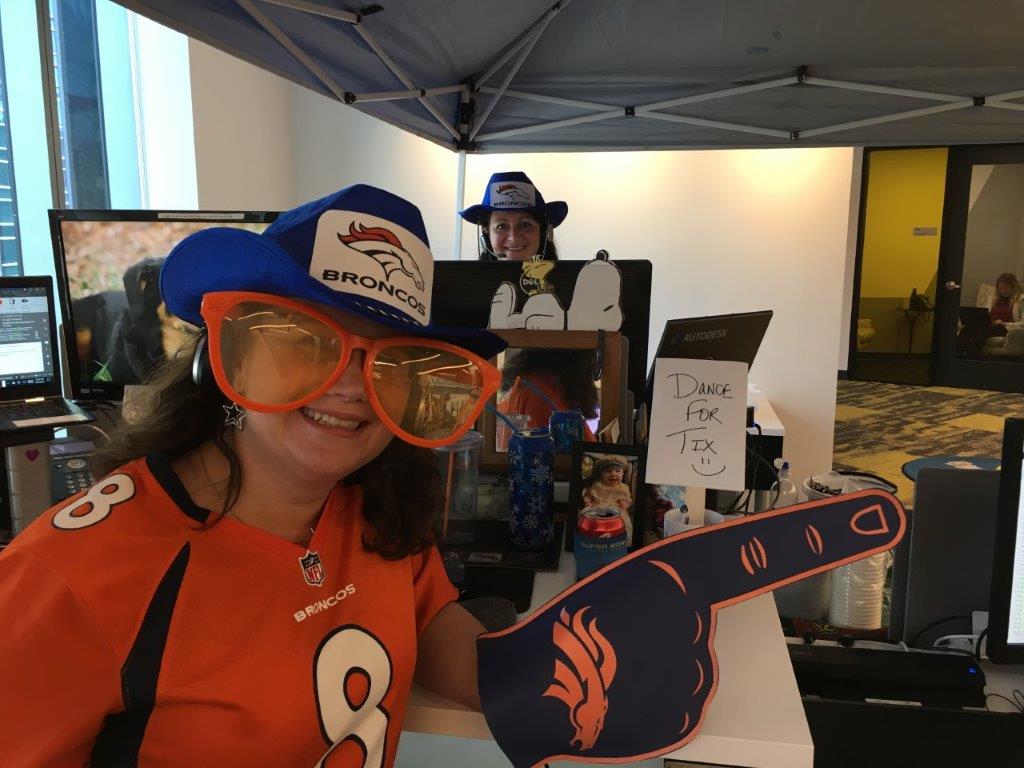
[93,335,441,559]
[996,272,1023,308]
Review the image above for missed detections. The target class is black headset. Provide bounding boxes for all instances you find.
[192,331,215,391]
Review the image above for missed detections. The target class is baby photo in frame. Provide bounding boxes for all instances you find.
[567,442,645,552]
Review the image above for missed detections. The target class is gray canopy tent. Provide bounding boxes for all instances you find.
[117,0,1024,152]
[117,0,1024,249]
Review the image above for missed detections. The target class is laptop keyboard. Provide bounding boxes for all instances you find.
[0,400,88,427]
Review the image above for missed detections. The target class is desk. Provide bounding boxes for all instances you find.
[980,660,1024,712]
[399,552,813,768]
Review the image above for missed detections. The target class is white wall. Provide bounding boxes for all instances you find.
[288,87,458,256]
[837,148,864,371]
[962,163,1024,305]
[188,40,292,211]
[187,41,458,249]
[464,149,856,483]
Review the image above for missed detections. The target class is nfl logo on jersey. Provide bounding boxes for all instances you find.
[299,550,325,587]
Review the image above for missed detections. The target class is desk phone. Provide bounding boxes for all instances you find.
[50,438,95,502]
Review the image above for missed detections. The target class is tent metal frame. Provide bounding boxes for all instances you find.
[221,0,1024,255]
[240,1,1023,150]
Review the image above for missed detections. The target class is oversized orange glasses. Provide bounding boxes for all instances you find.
[200,291,500,447]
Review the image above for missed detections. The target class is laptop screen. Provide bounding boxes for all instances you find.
[0,278,59,397]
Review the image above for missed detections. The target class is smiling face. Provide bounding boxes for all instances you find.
[600,466,624,485]
[228,301,397,489]
[486,212,542,261]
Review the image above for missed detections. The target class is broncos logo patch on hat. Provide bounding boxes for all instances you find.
[309,210,434,323]
[491,182,536,208]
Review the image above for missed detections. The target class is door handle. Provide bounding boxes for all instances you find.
[944,280,961,291]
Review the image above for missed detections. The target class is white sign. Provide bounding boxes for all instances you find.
[646,358,748,491]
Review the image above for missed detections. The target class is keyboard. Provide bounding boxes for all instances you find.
[0,400,88,427]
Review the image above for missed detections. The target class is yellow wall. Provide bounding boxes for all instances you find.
[860,148,948,299]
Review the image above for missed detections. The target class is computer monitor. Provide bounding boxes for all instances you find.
[431,260,652,398]
[890,467,1000,649]
[0,276,61,399]
[49,209,278,399]
[645,310,773,406]
[989,418,1024,663]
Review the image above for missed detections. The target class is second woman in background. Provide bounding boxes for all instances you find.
[460,171,568,261]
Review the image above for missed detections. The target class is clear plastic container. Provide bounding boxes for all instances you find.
[433,430,484,521]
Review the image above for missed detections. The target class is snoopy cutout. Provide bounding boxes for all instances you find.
[488,251,624,332]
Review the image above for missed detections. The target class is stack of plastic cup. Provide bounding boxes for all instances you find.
[828,552,889,630]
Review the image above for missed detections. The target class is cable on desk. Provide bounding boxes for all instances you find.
[975,627,988,660]
[75,423,111,444]
[985,690,1024,714]
[907,614,972,648]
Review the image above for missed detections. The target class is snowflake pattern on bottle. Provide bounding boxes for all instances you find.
[508,431,554,548]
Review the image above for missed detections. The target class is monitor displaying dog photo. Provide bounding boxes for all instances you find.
[51,212,277,397]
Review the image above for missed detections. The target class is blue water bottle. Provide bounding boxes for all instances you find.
[548,410,584,454]
[508,428,555,549]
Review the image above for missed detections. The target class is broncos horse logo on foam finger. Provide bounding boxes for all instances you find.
[477,490,906,768]
[337,222,426,291]
[542,606,617,750]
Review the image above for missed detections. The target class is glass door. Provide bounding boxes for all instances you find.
[935,145,1024,393]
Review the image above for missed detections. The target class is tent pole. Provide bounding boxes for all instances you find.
[235,0,347,100]
[452,151,467,261]
[478,110,621,142]
[347,85,466,103]
[988,102,1024,112]
[799,101,973,139]
[641,77,797,111]
[469,0,575,140]
[478,87,613,111]
[472,1,571,90]
[638,112,791,139]
[353,25,460,139]
[804,78,965,103]
[256,0,358,23]
[477,76,795,142]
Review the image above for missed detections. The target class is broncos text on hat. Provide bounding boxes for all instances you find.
[309,210,434,323]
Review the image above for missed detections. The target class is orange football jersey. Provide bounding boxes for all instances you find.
[0,454,457,767]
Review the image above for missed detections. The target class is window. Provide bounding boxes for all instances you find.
[0,0,195,278]
[0,23,24,275]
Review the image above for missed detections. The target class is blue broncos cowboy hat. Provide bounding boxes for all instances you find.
[460,171,568,227]
[160,184,506,360]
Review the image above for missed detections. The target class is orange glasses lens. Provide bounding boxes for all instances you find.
[371,345,485,441]
[219,301,343,407]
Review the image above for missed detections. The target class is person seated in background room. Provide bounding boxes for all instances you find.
[989,272,1023,329]
[498,348,597,439]
[459,171,568,261]
[958,272,1023,355]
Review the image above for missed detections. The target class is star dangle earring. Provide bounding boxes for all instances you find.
[223,402,247,431]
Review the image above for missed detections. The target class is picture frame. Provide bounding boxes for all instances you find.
[478,329,629,478]
[566,441,646,552]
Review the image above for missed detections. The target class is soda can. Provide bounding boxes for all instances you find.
[575,506,628,581]
[508,428,554,549]
[548,410,584,454]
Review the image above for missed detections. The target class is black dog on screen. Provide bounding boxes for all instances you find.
[72,257,195,385]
